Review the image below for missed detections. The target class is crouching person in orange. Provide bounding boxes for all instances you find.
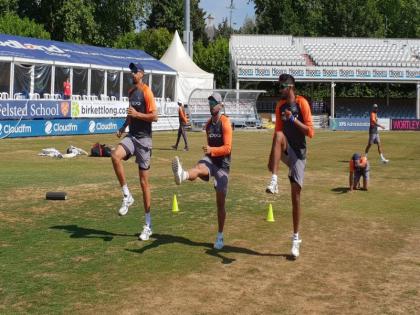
[171,92,232,250]
[349,153,369,191]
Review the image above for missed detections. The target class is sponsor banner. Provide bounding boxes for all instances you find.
[0,100,71,120]
[237,66,420,81]
[0,118,124,138]
[391,119,420,131]
[330,118,390,131]
[71,101,128,118]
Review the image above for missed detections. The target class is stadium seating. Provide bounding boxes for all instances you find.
[335,103,415,118]
[230,36,420,69]
[232,45,306,66]
[305,43,420,67]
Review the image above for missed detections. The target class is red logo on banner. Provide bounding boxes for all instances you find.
[60,102,69,116]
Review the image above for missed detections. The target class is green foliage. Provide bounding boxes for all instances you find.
[0,0,18,13]
[251,0,419,38]
[13,0,144,46]
[239,16,257,34]
[55,0,98,44]
[215,18,235,38]
[194,37,229,88]
[146,0,208,45]
[114,28,172,59]
[0,12,50,39]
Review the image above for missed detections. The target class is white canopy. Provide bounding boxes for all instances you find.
[160,31,214,103]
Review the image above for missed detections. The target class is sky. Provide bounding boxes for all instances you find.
[199,0,255,29]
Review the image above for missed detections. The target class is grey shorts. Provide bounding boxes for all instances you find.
[281,142,306,188]
[198,156,229,195]
[119,136,152,170]
[368,133,380,145]
[354,166,370,184]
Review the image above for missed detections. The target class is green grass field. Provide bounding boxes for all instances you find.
[1,130,419,314]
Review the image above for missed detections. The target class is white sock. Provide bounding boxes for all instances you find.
[217,232,223,239]
[293,233,299,240]
[122,184,130,197]
[271,174,278,182]
[380,153,386,160]
[145,212,151,227]
[182,170,189,181]
[365,153,368,158]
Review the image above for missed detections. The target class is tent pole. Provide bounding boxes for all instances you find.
[417,82,420,119]
[104,70,107,98]
[119,71,123,101]
[51,65,55,96]
[9,62,14,98]
[88,68,91,96]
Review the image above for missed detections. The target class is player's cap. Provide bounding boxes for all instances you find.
[208,92,222,104]
[352,153,361,161]
[129,62,144,74]
[177,99,183,104]
[372,104,378,108]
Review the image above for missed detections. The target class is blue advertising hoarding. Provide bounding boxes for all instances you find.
[330,118,390,131]
[329,118,370,131]
[0,118,125,138]
[0,100,71,120]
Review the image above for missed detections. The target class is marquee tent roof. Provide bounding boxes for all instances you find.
[0,33,175,73]
[160,31,213,102]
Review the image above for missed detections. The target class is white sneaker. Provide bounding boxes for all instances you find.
[118,194,134,216]
[381,158,389,164]
[139,225,152,241]
[291,238,302,258]
[266,179,278,194]
[214,235,224,250]
[172,156,184,185]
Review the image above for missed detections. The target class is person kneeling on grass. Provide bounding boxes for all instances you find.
[171,92,232,250]
[349,153,370,191]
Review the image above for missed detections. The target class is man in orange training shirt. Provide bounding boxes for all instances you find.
[171,99,189,151]
[172,92,232,250]
[267,74,314,258]
[349,153,370,191]
[365,104,389,163]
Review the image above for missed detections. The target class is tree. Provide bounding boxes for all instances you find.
[194,37,229,88]
[15,0,145,46]
[239,16,257,34]
[215,18,235,38]
[250,0,418,38]
[0,0,18,14]
[0,12,50,39]
[55,0,98,44]
[114,28,172,59]
[146,0,208,45]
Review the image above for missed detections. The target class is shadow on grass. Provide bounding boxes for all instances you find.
[50,225,135,242]
[126,233,294,264]
[153,147,176,151]
[331,187,350,194]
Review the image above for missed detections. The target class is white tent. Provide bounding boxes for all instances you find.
[160,31,214,103]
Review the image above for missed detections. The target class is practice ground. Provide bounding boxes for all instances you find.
[0,130,419,314]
